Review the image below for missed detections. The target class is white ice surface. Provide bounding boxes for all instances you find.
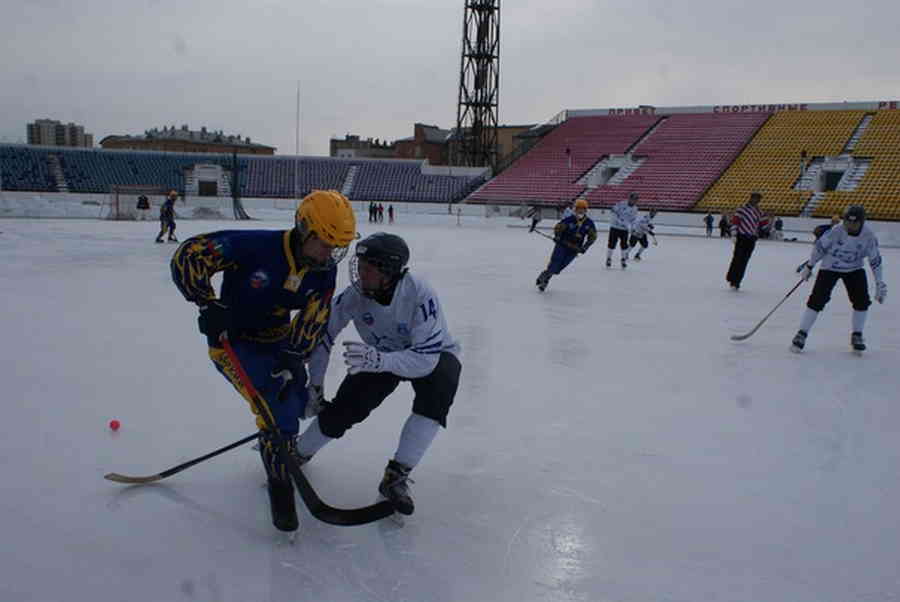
[1,214,899,602]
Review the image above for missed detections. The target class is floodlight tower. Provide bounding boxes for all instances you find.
[454,0,500,169]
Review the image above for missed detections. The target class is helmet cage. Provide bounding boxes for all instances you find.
[294,218,349,271]
[349,255,406,298]
[842,205,866,234]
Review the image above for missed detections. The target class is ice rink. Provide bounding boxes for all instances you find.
[2,212,898,602]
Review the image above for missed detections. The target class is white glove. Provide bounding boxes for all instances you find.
[304,385,327,419]
[796,261,813,282]
[342,341,384,375]
[875,281,887,304]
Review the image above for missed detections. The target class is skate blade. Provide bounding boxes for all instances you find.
[852,349,864,357]
[790,345,803,354]
[376,494,406,526]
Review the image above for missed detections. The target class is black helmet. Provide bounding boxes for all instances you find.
[843,205,866,234]
[350,232,410,299]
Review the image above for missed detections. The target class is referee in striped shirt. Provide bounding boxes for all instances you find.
[726,192,768,290]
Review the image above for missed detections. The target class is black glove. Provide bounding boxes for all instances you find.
[271,347,306,401]
[579,242,593,254]
[198,300,233,346]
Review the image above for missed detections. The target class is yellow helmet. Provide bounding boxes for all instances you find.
[574,198,589,211]
[295,190,356,247]
[294,190,356,270]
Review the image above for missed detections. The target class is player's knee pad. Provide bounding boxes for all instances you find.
[851,297,871,311]
[806,297,828,312]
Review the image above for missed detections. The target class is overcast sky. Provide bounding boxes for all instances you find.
[1,0,898,156]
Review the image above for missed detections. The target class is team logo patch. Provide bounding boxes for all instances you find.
[362,312,374,326]
[397,323,410,336]
[250,270,270,289]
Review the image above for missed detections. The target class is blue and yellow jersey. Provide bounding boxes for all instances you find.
[553,214,597,250]
[171,230,335,356]
[160,198,176,221]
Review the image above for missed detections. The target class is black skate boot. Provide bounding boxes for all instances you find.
[633,254,642,261]
[378,460,414,516]
[266,477,298,532]
[259,430,302,532]
[605,258,612,268]
[621,257,627,269]
[790,330,807,353]
[851,331,866,354]
[168,235,178,243]
[535,270,551,292]
[155,236,164,243]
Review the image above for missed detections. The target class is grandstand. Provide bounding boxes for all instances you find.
[467,100,900,221]
[2,100,897,219]
[0,145,486,205]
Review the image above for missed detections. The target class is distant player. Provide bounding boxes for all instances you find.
[606,192,639,268]
[525,205,541,233]
[169,190,356,533]
[156,190,178,243]
[629,208,658,261]
[295,232,462,517]
[725,192,767,289]
[703,212,714,237]
[136,194,150,221]
[535,198,596,291]
[790,205,886,354]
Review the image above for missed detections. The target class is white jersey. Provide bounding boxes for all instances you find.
[308,272,460,384]
[609,200,638,231]
[631,214,655,237]
[809,223,883,280]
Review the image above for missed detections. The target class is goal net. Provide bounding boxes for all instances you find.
[102,185,168,220]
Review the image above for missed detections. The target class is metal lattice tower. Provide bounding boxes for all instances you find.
[455,0,500,169]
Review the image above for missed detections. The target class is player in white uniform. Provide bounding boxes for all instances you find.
[628,208,658,261]
[791,205,887,353]
[295,232,462,516]
[606,192,639,268]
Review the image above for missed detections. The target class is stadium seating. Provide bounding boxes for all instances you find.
[584,113,768,210]
[696,111,866,216]
[0,145,57,192]
[55,148,223,193]
[349,160,482,202]
[467,115,659,204]
[813,110,900,221]
[0,144,482,204]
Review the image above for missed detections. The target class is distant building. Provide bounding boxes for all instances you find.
[330,134,396,159]
[329,123,535,166]
[398,123,535,166]
[395,124,453,164]
[27,119,93,147]
[100,125,275,155]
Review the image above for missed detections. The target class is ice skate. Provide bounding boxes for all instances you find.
[621,257,627,269]
[790,330,807,353]
[851,331,866,355]
[605,258,612,268]
[378,460,414,518]
[259,431,310,533]
[266,477,299,533]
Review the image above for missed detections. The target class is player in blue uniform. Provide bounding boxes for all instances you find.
[170,190,357,533]
[535,198,597,291]
[155,190,179,243]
